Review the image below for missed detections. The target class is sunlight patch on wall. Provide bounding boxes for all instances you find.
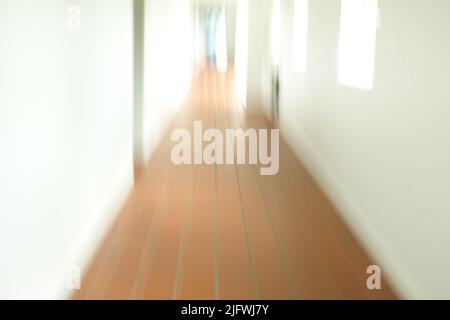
[338,0,379,90]
[215,9,228,72]
[291,0,309,73]
[235,0,248,107]
[271,0,281,66]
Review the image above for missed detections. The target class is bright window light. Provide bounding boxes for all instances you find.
[291,0,309,72]
[215,10,228,72]
[235,0,248,107]
[338,0,378,90]
[271,0,281,66]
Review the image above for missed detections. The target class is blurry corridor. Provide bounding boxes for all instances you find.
[74,69,395,299]
[2,0,450,300]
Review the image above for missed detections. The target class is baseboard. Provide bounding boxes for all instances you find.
[44,158,134,300]
[280,113,426,300]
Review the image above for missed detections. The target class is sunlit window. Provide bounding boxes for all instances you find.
[215,10,228,72]
[235,0,248,107]
[338,0,378,90]
[291,0,309,72]
[271,0,281,66]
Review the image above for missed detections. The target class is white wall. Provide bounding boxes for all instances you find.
[278,0,450,299]
[0,0,134,299]
[137,0,194,165]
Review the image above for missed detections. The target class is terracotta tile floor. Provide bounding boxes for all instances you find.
[73,69,397,300]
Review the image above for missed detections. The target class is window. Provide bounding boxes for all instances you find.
[292,0,309,72]
[271,0,281,66]
[235,0,248,107]
[215,9,228,72]
[338,0,379,90]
